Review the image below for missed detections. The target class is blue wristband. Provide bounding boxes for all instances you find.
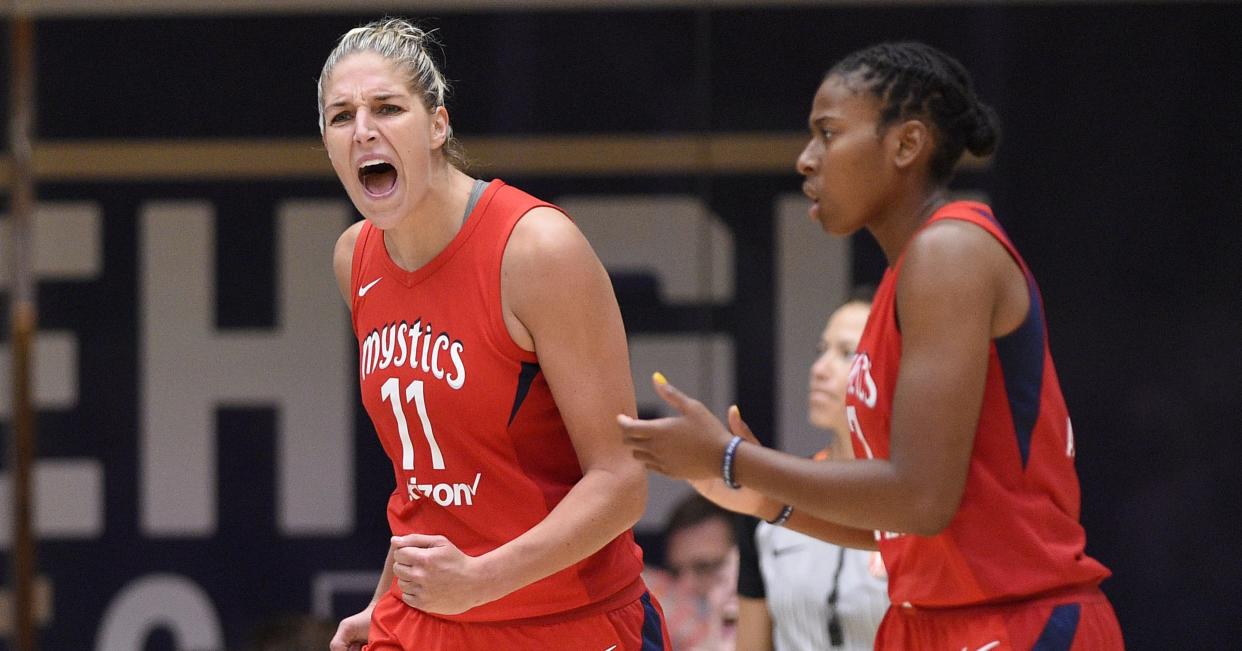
[722,435,743,489]
[766,504,794,526]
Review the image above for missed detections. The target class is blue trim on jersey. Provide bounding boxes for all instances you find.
[1032,603,1082,650]
[975,206,1045,469]
[972,206,997,223]
[640,591,667,650]
[507,362,541,426]
[994,272,1045,468]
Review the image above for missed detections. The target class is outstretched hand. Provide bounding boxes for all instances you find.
[618,373,734,480]
[689,405,774,518]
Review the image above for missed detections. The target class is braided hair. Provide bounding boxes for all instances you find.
[829,42,1000,183]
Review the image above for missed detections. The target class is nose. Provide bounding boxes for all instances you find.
[810,350,834,383]
[796,138,818,176]
[353,107,378,144]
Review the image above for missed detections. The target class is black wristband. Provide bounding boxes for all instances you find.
[722,435,743,489]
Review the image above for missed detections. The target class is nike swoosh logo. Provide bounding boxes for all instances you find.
[771,544,804,557]
[960,641,1000,651]
[358,277,382,297]
[603,646,618,651]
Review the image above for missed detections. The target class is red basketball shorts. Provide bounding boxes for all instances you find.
[875,585,1124,650]
[364,591,671,650]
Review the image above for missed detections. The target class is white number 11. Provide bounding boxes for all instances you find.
[381,377,445,470]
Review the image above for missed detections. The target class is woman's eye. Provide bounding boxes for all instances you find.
[329,111,351,124]
[378,104,403,115]
[820,128,834,140]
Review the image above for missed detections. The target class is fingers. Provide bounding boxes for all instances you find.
[330,634,347,651]
[651,371,698,414]
[330,617,365,651]
[727,404,760,444]
[391,533,445,549]
[396,575,422,594]
[401,592,420,609]
[616,372,707,440]
[616,413,652,441]
[392,559,415,581]
[626,446,667,475]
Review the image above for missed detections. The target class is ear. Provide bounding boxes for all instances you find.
[889,119,933,171]
[430,106,450,149]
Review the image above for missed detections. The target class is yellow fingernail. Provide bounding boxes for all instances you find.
[730,404,741,418]
[653,371,668,386]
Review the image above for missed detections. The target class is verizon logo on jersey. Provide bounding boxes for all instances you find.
[361,319,466,389]
[408,473,482,506]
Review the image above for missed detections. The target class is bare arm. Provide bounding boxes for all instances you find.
[474,206,646,596]
[332,220,365,306]
[624,221,1019,536]
[735,596,774,651]
[328,220,390,651]
[332,221,392,593]
[392,208,646,614]
[690,407,877,550]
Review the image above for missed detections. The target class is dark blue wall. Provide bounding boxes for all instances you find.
[2,4,1240,649]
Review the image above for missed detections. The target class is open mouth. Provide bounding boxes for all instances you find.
[358,160,398,197]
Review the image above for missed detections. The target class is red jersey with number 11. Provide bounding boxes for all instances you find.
[349,179,645,622]
[845,201,1111,608]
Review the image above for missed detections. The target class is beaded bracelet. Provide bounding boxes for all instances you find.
[721,435,743,489]
[766,504,794,526]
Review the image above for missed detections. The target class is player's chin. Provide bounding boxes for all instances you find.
[820,215,858,236]
[356,195,409,229]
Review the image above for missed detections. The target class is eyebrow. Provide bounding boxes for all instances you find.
[325,91,409,110]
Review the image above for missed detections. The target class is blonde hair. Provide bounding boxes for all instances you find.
[317,18,466,168]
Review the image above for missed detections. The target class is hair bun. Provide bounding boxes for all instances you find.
[965,103,1001,157]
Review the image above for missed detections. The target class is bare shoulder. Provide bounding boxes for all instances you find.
[896,221,999,341]
[502,206,601,292]
[900,219,1009,295]
[501,205,612,333]
[504,206,592,267]
[333,220,367,307]
[898,218,1026,337]
[907,218,1006,265]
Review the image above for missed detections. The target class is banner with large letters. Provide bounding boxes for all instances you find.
[2,4,1240,649]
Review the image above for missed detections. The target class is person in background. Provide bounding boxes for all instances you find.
[645,493,739,651]
[729,291,889,651]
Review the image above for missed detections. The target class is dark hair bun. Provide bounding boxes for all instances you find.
[965,103,1001,157]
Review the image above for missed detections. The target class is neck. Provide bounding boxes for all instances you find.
[822,427,855,460]
[866,184,950,266]
[383,164,475,271]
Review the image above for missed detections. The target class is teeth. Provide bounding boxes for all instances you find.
[359,159,387,170]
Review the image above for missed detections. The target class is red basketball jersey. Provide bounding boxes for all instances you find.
[349,180,645,622]
[845,201,1111,608]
